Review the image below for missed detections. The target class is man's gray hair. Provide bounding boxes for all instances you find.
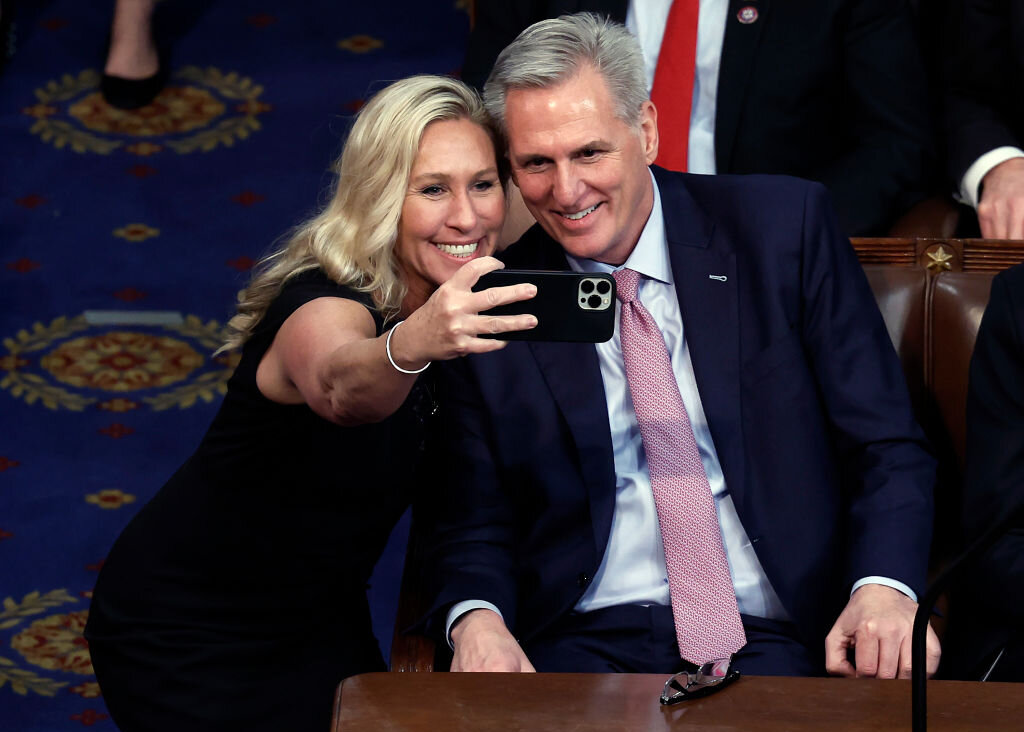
[483,12,648,134]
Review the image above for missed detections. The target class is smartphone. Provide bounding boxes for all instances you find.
[472,270,616,342]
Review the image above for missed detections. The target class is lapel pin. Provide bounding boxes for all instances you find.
[737,6,759,24]
[709,275,728,282]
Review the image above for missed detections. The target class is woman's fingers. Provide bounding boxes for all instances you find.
[417,258,544,360]
[470,313,538,338]
[439,255,539,314]
[432,309,539,358]
[473,282,537,312]
[448,255,504,290]
[433,314,537,358]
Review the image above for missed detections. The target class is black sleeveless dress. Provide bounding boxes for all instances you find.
[85,270,432,732]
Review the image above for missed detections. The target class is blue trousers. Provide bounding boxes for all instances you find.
[523,604,824,676]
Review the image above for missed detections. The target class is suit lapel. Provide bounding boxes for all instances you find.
[504,230,620,554]
[511,167,749,546]
[715,0,770,173]
[527,340,618,553]
[657,169,747,512]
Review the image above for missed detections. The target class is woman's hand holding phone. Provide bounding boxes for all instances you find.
[394,257,539,365]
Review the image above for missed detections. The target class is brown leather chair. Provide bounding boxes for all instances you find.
[862,266,928,408]
[855,238,1024,472]
[929,274,995,470]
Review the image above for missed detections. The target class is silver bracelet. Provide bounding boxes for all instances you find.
[385,320,430,374]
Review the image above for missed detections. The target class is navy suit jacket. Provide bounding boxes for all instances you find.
[463,0,933,236]
[424,168,935,650]
[945,263,1024,680]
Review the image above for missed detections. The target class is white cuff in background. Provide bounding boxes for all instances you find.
[445,600,504,650]
[851,576,917,604]
[960,146,1024,209]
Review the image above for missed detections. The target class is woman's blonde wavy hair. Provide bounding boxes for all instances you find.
[219,75,502,352]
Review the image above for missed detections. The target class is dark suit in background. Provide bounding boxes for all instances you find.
[424,167,936,664]
[943,0,1024,194]
[463,0,933,236]
[943,0,1024,237]
[946,263,1024,681]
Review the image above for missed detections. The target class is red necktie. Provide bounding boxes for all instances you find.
[650,0,699,172]
[613,268,746,664]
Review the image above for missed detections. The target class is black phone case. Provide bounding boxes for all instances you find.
[473,270,616,342]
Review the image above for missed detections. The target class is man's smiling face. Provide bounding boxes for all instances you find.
[504,63,658,266]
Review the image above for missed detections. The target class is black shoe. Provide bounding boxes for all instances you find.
[101,65,167,110]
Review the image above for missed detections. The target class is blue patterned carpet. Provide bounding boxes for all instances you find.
[0,1,470,727]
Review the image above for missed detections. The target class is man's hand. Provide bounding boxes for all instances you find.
[978,157,1024,239]
[824,584,940,679]
[450,608,536,673]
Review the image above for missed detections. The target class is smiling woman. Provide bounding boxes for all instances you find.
[396,117,506,313]
[82,75,537,732]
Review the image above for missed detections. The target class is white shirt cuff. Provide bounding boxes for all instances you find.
[960,147,1024,208]
[445,600,503,650]
[851,576,917,604]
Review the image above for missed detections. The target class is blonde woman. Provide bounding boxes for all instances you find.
[85,75,535,732]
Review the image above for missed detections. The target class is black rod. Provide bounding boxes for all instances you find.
[912,503,1024,732]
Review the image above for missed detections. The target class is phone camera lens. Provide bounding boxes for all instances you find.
[596,280,611,295]
[588,294,602,309]
[580,280,595,294]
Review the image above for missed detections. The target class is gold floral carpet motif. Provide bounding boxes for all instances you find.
[1,315,239,411]
[23,66,270,156]
[2,592,93,697]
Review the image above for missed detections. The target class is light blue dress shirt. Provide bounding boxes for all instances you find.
[565,172,788,618]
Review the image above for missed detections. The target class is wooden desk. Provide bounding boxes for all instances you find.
[332,673,1024,731]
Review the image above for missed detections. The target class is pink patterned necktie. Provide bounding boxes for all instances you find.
[613,267,746,664]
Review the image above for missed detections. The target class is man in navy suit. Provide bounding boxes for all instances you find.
[424,13,939,678]
[945,263,1024,680]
